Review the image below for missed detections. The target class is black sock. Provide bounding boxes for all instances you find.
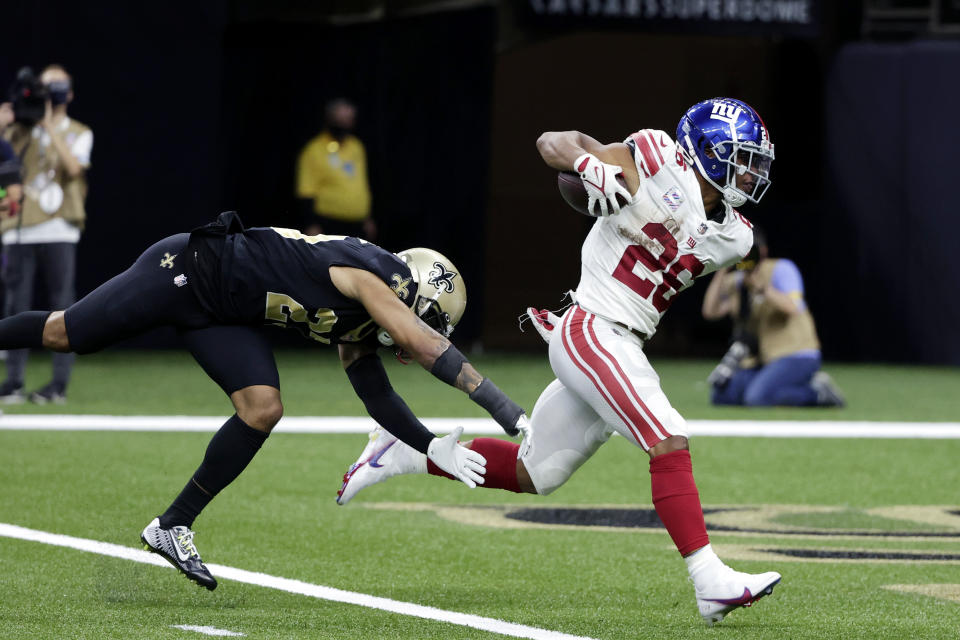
[0,311,51,349]
[159,414,269,528]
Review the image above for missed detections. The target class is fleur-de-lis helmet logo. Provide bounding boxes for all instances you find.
[427,261,457,293]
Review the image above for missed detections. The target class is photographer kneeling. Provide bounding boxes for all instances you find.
[701,229,845,408]
[0,65,92,404]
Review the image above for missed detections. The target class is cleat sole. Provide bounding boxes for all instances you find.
[700,575,781,626]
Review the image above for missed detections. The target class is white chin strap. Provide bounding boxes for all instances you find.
[722,186,747,207]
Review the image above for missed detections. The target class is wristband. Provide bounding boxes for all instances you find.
[469,378,524,436]
[430,345,468,386]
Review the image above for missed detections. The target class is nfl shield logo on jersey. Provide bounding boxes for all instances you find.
[697,223,708,234]
[662,187,684,212]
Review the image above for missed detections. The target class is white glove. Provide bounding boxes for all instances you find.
[574,153,633,217]
[514,414,532,459]
[426,426,487,488]
[525,307,561,345]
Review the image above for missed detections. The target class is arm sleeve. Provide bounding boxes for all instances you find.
[345,353,434,454]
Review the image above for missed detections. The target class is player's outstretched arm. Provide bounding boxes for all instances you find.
[338,342,486,487]
[331,266,528,437]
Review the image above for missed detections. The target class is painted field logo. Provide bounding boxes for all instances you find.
[363,503,960,565]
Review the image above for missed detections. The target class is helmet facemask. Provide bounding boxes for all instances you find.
[678,98,775,208]
[713,141,774,206]
[376,248,466,356]
[415,294,453,337]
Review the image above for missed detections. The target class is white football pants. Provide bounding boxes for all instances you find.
[521,304,688,495]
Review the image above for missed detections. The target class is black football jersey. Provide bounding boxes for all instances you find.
[187,214,417,345]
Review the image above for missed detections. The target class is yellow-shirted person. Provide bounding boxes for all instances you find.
[296,98,375,240]
[702,230,844,407]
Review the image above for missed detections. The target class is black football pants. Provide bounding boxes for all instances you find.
[64,233,279,394]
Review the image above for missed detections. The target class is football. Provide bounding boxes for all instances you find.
[557,171,630,217]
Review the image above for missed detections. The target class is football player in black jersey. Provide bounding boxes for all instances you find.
[0,212,528,590]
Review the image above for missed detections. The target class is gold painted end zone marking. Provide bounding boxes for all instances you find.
[883,584,960,604]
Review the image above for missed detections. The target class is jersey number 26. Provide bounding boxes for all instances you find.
[612,222,704,313]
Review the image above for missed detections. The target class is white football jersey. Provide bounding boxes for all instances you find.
[574,128,754,338]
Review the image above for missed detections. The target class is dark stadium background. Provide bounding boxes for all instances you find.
[3,1,958,365]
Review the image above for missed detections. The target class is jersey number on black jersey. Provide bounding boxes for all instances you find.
[265,292,338,343]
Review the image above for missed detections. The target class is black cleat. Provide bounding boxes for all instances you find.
[140,517,218,590]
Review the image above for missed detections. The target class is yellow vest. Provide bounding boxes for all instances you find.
[740,259,820,364]
[296,132,371,222]
[2,119,90,233]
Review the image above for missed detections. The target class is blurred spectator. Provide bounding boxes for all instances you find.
[0,64,92,404]
[0,134,22,364]
[701,230,844,407]
[0,135,22,220]
[296,98,375,240]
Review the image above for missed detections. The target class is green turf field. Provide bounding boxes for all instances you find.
[1,351,958,639]
[2,349,959,421]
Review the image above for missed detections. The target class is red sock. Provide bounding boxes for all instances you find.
[427,438,521,493]
[649,449,710,556]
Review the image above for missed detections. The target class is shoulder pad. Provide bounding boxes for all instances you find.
[625,129,676,179]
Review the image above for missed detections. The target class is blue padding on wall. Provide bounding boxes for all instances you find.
[827,41,960,364]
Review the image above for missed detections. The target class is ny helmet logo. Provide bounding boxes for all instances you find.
[427,261,457,293]
[710,102,743,123]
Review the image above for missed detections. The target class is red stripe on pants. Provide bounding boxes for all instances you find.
[561,307,646,446]
[583,313,670,443]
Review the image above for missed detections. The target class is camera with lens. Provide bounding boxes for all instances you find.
[8,67,49,127]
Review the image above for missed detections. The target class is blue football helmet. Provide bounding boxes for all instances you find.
[676,98,774,207]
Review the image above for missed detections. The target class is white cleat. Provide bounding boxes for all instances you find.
[336,426,422,505]
[695,567,781,626]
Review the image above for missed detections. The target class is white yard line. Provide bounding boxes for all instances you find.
[171,625,245,637]
[0,414,959,438]
[0,522,597,640]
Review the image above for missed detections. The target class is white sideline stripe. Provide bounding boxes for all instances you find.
[0,414,959,438]
[171,625,245,637]
[0,523,597,640]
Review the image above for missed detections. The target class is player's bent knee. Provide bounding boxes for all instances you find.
[257,400,284,429]
[231,385,284,432]
[42,311,71,352]
[521,454,580,496]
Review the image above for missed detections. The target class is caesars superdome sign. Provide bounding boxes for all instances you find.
[523,0,820,37]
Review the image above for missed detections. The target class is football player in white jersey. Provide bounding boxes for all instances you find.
[336,98,780,626]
